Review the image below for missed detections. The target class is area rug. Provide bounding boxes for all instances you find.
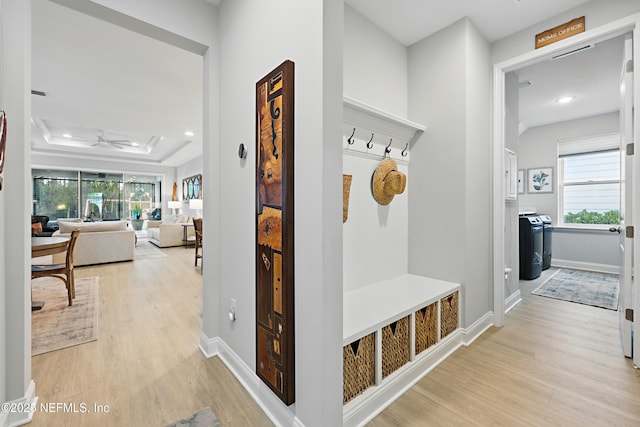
[531,268,619,310]
[166,407,220,427]
[135,238,167,261]
[31,276,99,356]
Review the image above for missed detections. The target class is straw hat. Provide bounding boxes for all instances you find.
[371,158,406,205]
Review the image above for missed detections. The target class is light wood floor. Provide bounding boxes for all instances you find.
[369,267,640,426]
[30,242,273,427]
[32,252,640,427]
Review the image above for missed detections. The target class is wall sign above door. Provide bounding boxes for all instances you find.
[535,16,585,49]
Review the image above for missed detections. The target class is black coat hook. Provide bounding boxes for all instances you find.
[401,143,408,157]
[347,128,355,145]
[366,133,374,149]
[385,139,392,156]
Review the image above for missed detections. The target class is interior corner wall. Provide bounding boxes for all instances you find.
[463,19,492,325]
[408,18,492,328]
[491,0,640,64]
[407,19,467,287]
[218,1,342,425]
[504,72,520,297]
[343,3,408,117]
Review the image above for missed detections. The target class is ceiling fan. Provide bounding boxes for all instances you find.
[92,133,136,149]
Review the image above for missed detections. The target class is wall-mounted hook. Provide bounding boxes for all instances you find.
[385,139,393,156]
[366,133,374,149]
[347,128,355,145]
[401,143,408,157]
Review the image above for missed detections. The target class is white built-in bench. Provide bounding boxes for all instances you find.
[342,274,460,426]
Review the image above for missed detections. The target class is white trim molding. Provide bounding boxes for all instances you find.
[505,290,522,314]
[6,380,38,427]
[461,312,494,346]
[551,260,618,275]
[199,333,297,427]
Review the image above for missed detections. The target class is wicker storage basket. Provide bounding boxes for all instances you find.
[381,316,410,379]
[440,291,459,339]
[415,303,437,355]
[343,332,375,404]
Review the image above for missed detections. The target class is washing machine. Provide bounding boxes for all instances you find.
[519,215,543,280]
[538,214,553,270]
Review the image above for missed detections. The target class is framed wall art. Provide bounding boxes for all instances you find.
[182,174,202,200]
[255,60,295,405]
[527,167,553,194]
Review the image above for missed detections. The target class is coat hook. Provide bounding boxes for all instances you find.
[401,143,408,157]
[385,139,392,156]
[366,133,374,149]
[347,128,355,145]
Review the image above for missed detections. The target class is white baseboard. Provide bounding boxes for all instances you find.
[0,408,7,427]
[199,312,495,427]
[551,259,618,274]
[199,333,297,427]
[505,290,522,314]
[6,380,38,427]
[461,311,494,345]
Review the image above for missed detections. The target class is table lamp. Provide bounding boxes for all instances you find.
[167,200,181,216]
[189,198,203,218]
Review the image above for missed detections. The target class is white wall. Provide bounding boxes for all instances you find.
[0,0,6,414]
[505,72,520,296]
[407,18,492,328]
[343,4,407,117]
[491,0,640,64]
[342,5,410,292]
[518,112,620,269]
[218,0,343,425]
[2,1,32,424]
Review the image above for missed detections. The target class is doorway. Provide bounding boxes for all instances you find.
[492,14,640,367]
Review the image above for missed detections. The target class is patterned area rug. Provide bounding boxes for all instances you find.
[31,276,99,356]
[135,238,167,260]
[531,268,619,310]
[166,407,220,427]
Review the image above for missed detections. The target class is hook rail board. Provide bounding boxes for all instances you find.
[342,96,425,163]
[256,60,295,405]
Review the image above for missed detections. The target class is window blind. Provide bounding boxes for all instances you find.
[558,133,619,157]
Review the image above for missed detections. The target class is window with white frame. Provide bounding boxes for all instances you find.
[558,134,620,227]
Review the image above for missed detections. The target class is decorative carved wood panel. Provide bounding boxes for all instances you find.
[255,60,295,405]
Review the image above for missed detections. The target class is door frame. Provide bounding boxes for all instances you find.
[492,13,640,337]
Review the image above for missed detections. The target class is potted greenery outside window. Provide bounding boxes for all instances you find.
[131,203,144,231]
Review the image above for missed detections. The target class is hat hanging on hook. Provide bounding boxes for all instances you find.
[371,158,406,205]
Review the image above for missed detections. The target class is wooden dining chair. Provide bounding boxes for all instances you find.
[193,218,203,270]
[31,230,80,306]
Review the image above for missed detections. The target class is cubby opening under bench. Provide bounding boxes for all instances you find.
[342,274,461,426]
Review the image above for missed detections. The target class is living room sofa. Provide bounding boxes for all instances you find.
[147,215,195,248]
[51,219,136,266]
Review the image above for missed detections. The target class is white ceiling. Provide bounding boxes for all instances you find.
[345,0,592,46]
[516,35,624,131]
[31,0,203,167]
[31,0,623,167]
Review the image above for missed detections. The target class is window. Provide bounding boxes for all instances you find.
[558,134,620,227]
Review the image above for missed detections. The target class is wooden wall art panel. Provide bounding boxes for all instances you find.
[255,60,295,405]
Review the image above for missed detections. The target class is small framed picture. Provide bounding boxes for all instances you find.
[527,167,553,193]
[518,169,524,194]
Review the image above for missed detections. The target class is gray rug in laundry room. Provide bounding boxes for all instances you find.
[531,268,619,310]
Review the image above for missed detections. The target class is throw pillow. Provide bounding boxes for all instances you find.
[31,222,43,236]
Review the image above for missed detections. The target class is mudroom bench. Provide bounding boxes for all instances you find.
[343,274,460,426]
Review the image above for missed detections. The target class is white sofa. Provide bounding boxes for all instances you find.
[147,215,195,248]
[52,219,136,266]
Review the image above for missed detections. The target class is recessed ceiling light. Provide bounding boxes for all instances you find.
[131,142,139,147]
[185,131,194,137]
[556,96,575,104]
[62,133,72,138]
